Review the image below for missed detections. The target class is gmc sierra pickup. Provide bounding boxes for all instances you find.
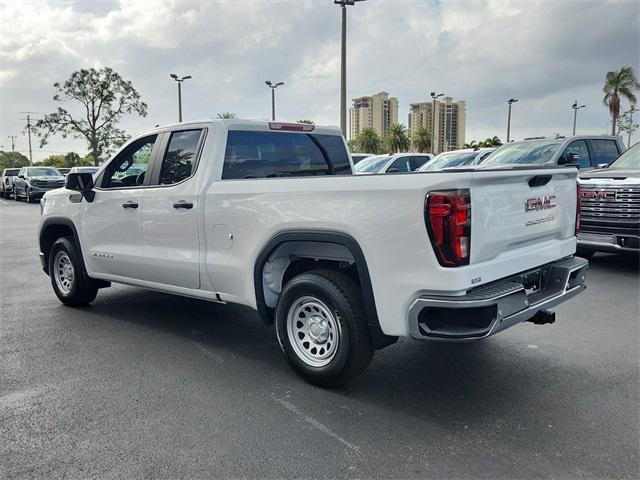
[578,141,639,256]
[38,119,588,386]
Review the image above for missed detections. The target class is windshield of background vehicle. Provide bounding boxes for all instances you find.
[27,167,60,176]
[420,151,479,171]
[481,140,561,166]
[354,154,390,173]
[608,143,639,169]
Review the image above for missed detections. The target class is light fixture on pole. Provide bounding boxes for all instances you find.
[265,81,285,121]
[335,0,366,138]
[506,98,518,143]
[170,73,192,122]
[571,101,586,135]
[430,92,444,154]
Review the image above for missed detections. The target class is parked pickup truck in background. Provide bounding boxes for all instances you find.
[38,119,587,386]
[482,135,624,170]
[14,166,65,202]
[578,142,639,257]
[1,168,20,199]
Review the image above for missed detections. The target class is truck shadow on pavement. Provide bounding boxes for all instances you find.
[586,252,639,274]
[76,285,600,428]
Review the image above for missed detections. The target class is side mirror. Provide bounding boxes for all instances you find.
[559,152,580,167]
[18,174,24,179]
[595,163,609,170]
[65,172,95,202]
[386,167,400,173]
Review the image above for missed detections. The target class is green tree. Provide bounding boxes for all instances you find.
[216,112,237,119]
[37,155,66,168]
[384,123,410,154]
[354,128,382,154]
[33,67,147,166]
[603,66,639,136]
[464,140,478,149]
[411,127,432,153]
[346,139,358,152]
[297,119,314,124]
[0,151,30,170]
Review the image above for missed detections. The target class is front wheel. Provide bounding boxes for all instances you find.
[276,270,374,387]
[25,186,31,203]
[48,237,98,306]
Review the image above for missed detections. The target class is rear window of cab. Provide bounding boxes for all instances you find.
[222,130,351,179]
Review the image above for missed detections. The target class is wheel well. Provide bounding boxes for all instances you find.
[40,224,75,274]
[254,232,396,349]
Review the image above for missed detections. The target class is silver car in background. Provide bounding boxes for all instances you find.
[419,148,496,171]
[355,153,434,174]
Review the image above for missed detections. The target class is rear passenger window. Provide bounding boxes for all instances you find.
[590,140,620,166]
[158,130,203,185]
[389,158,411,172]
[409,156,429,170]
[222,131,351,180]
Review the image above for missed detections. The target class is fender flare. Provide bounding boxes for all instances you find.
[39,217,84,275]
[253,230,388,343]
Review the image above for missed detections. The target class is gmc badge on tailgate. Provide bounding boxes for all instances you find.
[525,195,556,212]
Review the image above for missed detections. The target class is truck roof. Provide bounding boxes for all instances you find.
[148,119,343,137]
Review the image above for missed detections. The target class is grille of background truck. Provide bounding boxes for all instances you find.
[580,185,640,236]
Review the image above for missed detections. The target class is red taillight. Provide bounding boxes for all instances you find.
[268,122,315,132]
[576,181,581,235]
[425,189,471,267]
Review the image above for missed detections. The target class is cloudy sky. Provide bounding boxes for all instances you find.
[0,0,638,161]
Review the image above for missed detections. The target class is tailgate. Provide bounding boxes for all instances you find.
[469,168,578,282]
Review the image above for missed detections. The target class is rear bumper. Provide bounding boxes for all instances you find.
[577,232,639,253]
[408,256,588,341]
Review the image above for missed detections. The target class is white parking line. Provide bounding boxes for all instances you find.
[271,394,361,455]
[0,199,8,205]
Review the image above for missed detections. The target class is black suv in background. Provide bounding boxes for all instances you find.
[1,168,20,199]
[13,166,65,203]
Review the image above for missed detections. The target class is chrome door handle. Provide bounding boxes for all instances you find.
[173,201,193,209]
[122,202,138,209]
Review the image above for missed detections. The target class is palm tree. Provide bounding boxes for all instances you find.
[489,136,503,147]
[464,140,477,149]
[355,128,382,154]
[603,66,639,135]
[297,119,314,124]
[384,123,410,154]
[411,127,432,153]
[216,112,237,119]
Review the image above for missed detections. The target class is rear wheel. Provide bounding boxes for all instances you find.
[48,237,98,306]
[276,270,373,387]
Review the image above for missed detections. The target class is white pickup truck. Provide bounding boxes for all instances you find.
[38,119,588,386]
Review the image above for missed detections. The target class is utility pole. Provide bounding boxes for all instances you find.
[572,101,586,135]
[506,98,518,143]
[7,135,17,152]
[335,0,365,138]
[170,74,192,122]
[265,81,285,120]
[430,92,444,154]
[20,113,37,165]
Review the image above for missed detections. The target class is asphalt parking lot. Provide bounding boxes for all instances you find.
[1,199,638,479]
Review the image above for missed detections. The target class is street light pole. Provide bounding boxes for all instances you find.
[335,0,365,138]
[572,101,586,135]
[170,74,192,122]
[430,91,444,154]
[265,81,285,121]
[506,98,518,143]
[627,106,638,147]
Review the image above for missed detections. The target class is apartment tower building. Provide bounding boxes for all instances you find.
[349,91,398,140]
[408,97,466,154]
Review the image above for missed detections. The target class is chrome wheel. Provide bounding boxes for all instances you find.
[53,251,75,295]
[287,296,341,367]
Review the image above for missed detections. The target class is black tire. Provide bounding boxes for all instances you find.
[48,237,98,306]
[2,189,8,199]
[25,186,31,203]
[576,247,595,260]
[276,270,374,387]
